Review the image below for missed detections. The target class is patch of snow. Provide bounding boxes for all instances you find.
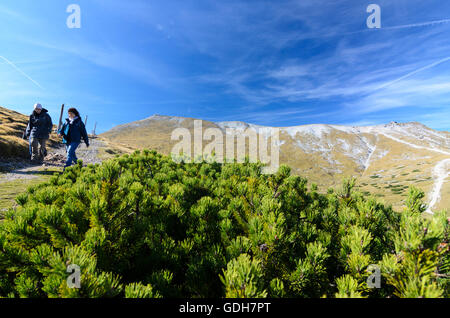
[363,144,377,173]
[426,158,450,214]
[337,138,351,152]
[170,117,186,124]
[375,149,389,160]
[330,125,367,134]
[217,122,280,143]
[147,114,186,124]
[282,124,332,139]
[216,121,249,130]
[388,126,448,150]
[381,133,450,155]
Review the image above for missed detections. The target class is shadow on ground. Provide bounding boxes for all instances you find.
[10,170,61,176]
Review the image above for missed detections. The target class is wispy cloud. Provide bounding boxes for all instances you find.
[21,38,169,89]
[0,4,28,22]
[0,55,43,89]
[345,77,450,115]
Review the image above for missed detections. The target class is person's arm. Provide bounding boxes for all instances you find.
[57,122,65,137]
[24,117,32,139]
[47,114,53,135]
[23,123,30,140]
[81,122,89,147]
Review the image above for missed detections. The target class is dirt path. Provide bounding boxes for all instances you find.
[48,138,106,166]
[0,138,106,182]
[0,164,57,184]
[0,138,108,212]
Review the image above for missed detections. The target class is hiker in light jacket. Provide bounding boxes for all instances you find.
[57,107,89,170]
[23,103,53,163]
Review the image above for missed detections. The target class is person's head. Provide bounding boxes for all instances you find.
[67,107,80,119]
[34,103,42,114]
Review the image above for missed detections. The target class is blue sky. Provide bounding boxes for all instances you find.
[1,0,450,133]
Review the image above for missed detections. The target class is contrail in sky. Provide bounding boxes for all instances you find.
[343,18,450,36]
[383,18,450,30]
[0,55,43,89]
[376,56,450,91]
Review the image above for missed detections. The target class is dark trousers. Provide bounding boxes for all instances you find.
[30,138,47,161]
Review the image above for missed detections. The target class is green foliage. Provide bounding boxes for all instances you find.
[125,282,161,298]
[220,253,267,298]
[335,275,364,298]
[0,150,448,298]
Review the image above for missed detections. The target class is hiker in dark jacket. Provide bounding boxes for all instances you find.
[23,103,53,163]
[57,107,89,169]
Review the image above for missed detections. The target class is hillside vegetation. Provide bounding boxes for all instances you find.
[0,106,30,158]
[0,150,448,298]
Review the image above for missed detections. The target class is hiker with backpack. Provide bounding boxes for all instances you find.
[23,103,53,163]
[57,107,89,170]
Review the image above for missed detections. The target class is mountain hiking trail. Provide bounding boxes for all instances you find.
[0,138,105,183]
[0,138,108,212]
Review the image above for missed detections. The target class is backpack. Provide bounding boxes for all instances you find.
[58,121,71,144]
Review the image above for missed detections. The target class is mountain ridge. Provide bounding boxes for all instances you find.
[101,114,449,214]
[110,114,449,133]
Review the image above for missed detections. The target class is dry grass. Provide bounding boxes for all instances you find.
[95,137,135,160]
[0,106,29,158]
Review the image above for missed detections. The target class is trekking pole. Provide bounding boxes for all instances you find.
[57,104,65,132]
[84,115,88,127]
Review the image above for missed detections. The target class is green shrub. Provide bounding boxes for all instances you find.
[0,150,448,298]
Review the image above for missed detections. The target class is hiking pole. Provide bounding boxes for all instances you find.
[84,115,88,127]
[57,104,65,132]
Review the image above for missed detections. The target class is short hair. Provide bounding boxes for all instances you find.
[67,107,80,117]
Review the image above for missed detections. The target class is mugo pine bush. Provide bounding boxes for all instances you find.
[0,150,448,298]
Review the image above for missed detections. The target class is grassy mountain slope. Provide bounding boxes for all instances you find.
[101,115,449,213]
